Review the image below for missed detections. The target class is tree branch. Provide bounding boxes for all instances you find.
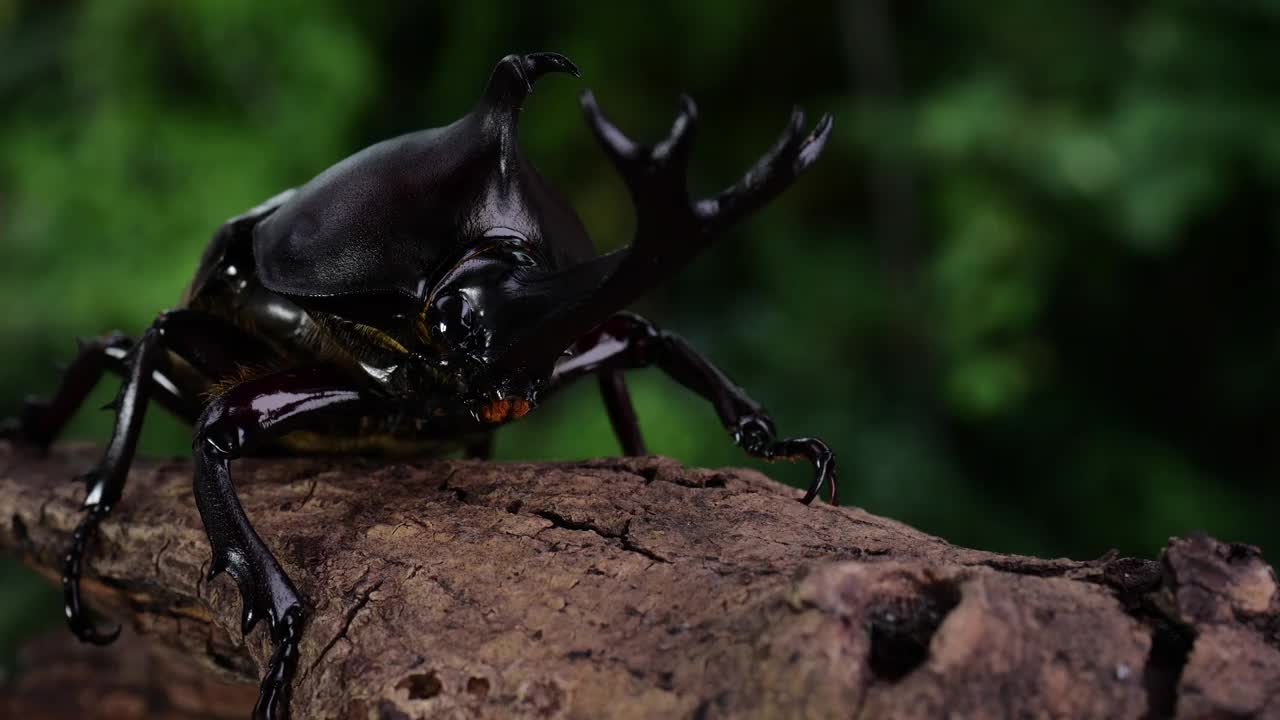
[1,442,1277,718]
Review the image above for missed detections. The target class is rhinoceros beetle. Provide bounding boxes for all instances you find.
[2,52,834,719]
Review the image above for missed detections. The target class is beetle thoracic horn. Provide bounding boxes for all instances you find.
[475,52,581,178]
[480,52,581,114]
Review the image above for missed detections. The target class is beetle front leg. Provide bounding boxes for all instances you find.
[195,446,304,720]
[554,312,837,504]
[463,433,495,460]
[193,368,373,720]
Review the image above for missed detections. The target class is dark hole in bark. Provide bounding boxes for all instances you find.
[1141,618,1194,720]
[397,671,443,700]
[866,580,961,682]
[466,676,490,697]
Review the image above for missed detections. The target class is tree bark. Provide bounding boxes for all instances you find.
[1,442,1277,719]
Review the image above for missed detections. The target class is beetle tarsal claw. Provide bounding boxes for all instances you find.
[62,504,124,646]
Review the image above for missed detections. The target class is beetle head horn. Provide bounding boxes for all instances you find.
[491,92,833,375]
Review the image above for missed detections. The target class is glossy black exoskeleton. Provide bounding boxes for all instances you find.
[2,52,834,719]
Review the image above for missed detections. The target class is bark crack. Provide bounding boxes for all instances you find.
[306,580,383,680]
[533,510,670,563]
[297,479,319,510]
[152,536,171,579]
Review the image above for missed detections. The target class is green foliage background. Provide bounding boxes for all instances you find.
[2,0,1278,666]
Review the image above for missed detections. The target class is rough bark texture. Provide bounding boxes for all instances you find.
[4,630,258,719]
[1,441,1278,719]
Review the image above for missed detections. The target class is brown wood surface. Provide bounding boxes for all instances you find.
[1,442,1277,719]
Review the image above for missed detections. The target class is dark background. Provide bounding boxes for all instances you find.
[2,0,1278,668]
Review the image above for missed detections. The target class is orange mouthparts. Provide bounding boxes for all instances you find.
[478,397,531,424]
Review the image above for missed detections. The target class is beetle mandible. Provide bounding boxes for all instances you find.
[3,52,835,719]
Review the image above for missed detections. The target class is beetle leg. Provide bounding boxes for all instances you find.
[2,333,199,446]
[2,306,276,447]
[192,368,373,720]
[1,333,132,447]
[463,433,495,460]
[598,369,647,456]
[59,317,174,644]
[553,312,837,504]
[3,309,282,648]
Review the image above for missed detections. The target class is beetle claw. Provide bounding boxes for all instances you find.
[796,441,838,506]
[731,416,838,506]
[63,504,124,646]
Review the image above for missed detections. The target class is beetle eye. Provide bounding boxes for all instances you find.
[431,292,476,348]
